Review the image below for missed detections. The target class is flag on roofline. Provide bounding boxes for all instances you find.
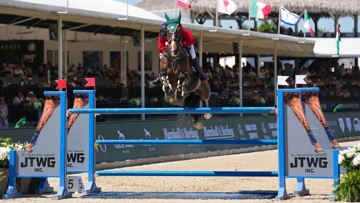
[280,6,300,26]
[177,0,191,9]
[303,10,315,37]
[250,0,271,20]
[218,0,238,15]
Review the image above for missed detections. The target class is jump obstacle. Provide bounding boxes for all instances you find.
[4,87,341,201]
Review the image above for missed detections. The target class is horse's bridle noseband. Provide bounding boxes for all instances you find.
[164,24,186,65]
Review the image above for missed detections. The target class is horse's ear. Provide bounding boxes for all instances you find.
[176,11,182,22]
[165,13,171,22]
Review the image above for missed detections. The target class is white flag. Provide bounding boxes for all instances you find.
[280,6,300,26]
[218,0,237,15]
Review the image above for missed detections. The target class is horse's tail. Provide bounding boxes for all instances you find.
[178,93,200,124]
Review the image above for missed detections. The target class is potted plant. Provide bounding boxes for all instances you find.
[334,144,360,201]
[127,98,141,108]
[163,98,175,107]
[24,98,44,119]
[0,137,27,195]
[229,97,240,107]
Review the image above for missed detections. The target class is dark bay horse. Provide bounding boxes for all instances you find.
[159,11,212,129]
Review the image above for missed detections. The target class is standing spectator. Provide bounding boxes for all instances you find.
[0,97,9,128]
[96,95,108,122]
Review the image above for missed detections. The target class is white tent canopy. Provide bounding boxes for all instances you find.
[313,38,360,58]
[0,0,317,57]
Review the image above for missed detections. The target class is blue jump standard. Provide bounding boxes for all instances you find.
[81,191,278,200]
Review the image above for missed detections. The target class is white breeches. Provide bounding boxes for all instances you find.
[188,45,196,59]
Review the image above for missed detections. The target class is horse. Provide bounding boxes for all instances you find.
[158,12,212,129]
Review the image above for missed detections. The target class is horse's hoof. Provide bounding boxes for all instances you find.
[194,121,203,130]
[204,113,212,120]
[165,90,174,98]
[175,96,184,104]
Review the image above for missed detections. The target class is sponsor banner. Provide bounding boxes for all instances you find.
[0,40,44,64]
[16,96,61,176]
[284,102,334,177]
[6,112,360,165]
[67,94,89,171]
[93,116,278,163]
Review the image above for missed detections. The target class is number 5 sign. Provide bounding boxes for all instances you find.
[67,176,84,193]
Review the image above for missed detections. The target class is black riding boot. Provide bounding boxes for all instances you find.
[192,58,209,83]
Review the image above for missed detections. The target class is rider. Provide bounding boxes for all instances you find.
[151,22,209,85]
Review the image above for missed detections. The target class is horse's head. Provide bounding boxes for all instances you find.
[165,11,183,58]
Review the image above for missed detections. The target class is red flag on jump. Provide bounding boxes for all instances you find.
[55,79,67,92]
[85,77,96,90]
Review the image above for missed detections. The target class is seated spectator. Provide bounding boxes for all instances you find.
[258,68,266,79]
[24,66,34,77]
[26,77,35,86]
[67,78,77,88]
[335,88,343,97]
[228,78,239,88]
[219,90,229,101]
[39,77,50,87]
[114,77,125,87]
[343,89,352,99]
[268,77,275,89]
[74,76,83,87]
[26,91,37,102]
[335,77,345,90]
[314,78,323,87]
[349,78,357,89]
[13,65,24,77]
[323,78,332,90]
[0,97,8,128]
[13,92,25,105]
[248,68,257,78]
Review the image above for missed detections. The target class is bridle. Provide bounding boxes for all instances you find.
[163,23,186,70]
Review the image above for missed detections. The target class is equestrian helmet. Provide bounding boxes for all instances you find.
[160,22,168,38]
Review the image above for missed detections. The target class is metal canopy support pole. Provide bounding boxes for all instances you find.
[58,15,63,81]
[238,37,243,117]
[63,30,67,79]
[199,31,204,107]
[122,36,127,87]
[274,41,278,106]
[199,31,203,67]
[141,24,145,120]
[257,53,261,76]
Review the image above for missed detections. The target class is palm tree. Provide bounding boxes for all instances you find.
[257,20,277,33]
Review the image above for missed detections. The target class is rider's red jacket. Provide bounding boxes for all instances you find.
[157,27,196,53]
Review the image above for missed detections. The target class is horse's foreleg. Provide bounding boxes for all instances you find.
[160,68,174,98]
[203,100,212,120]
[174,72,186,103]
[177,72,187,98]
[192,114,203,130]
